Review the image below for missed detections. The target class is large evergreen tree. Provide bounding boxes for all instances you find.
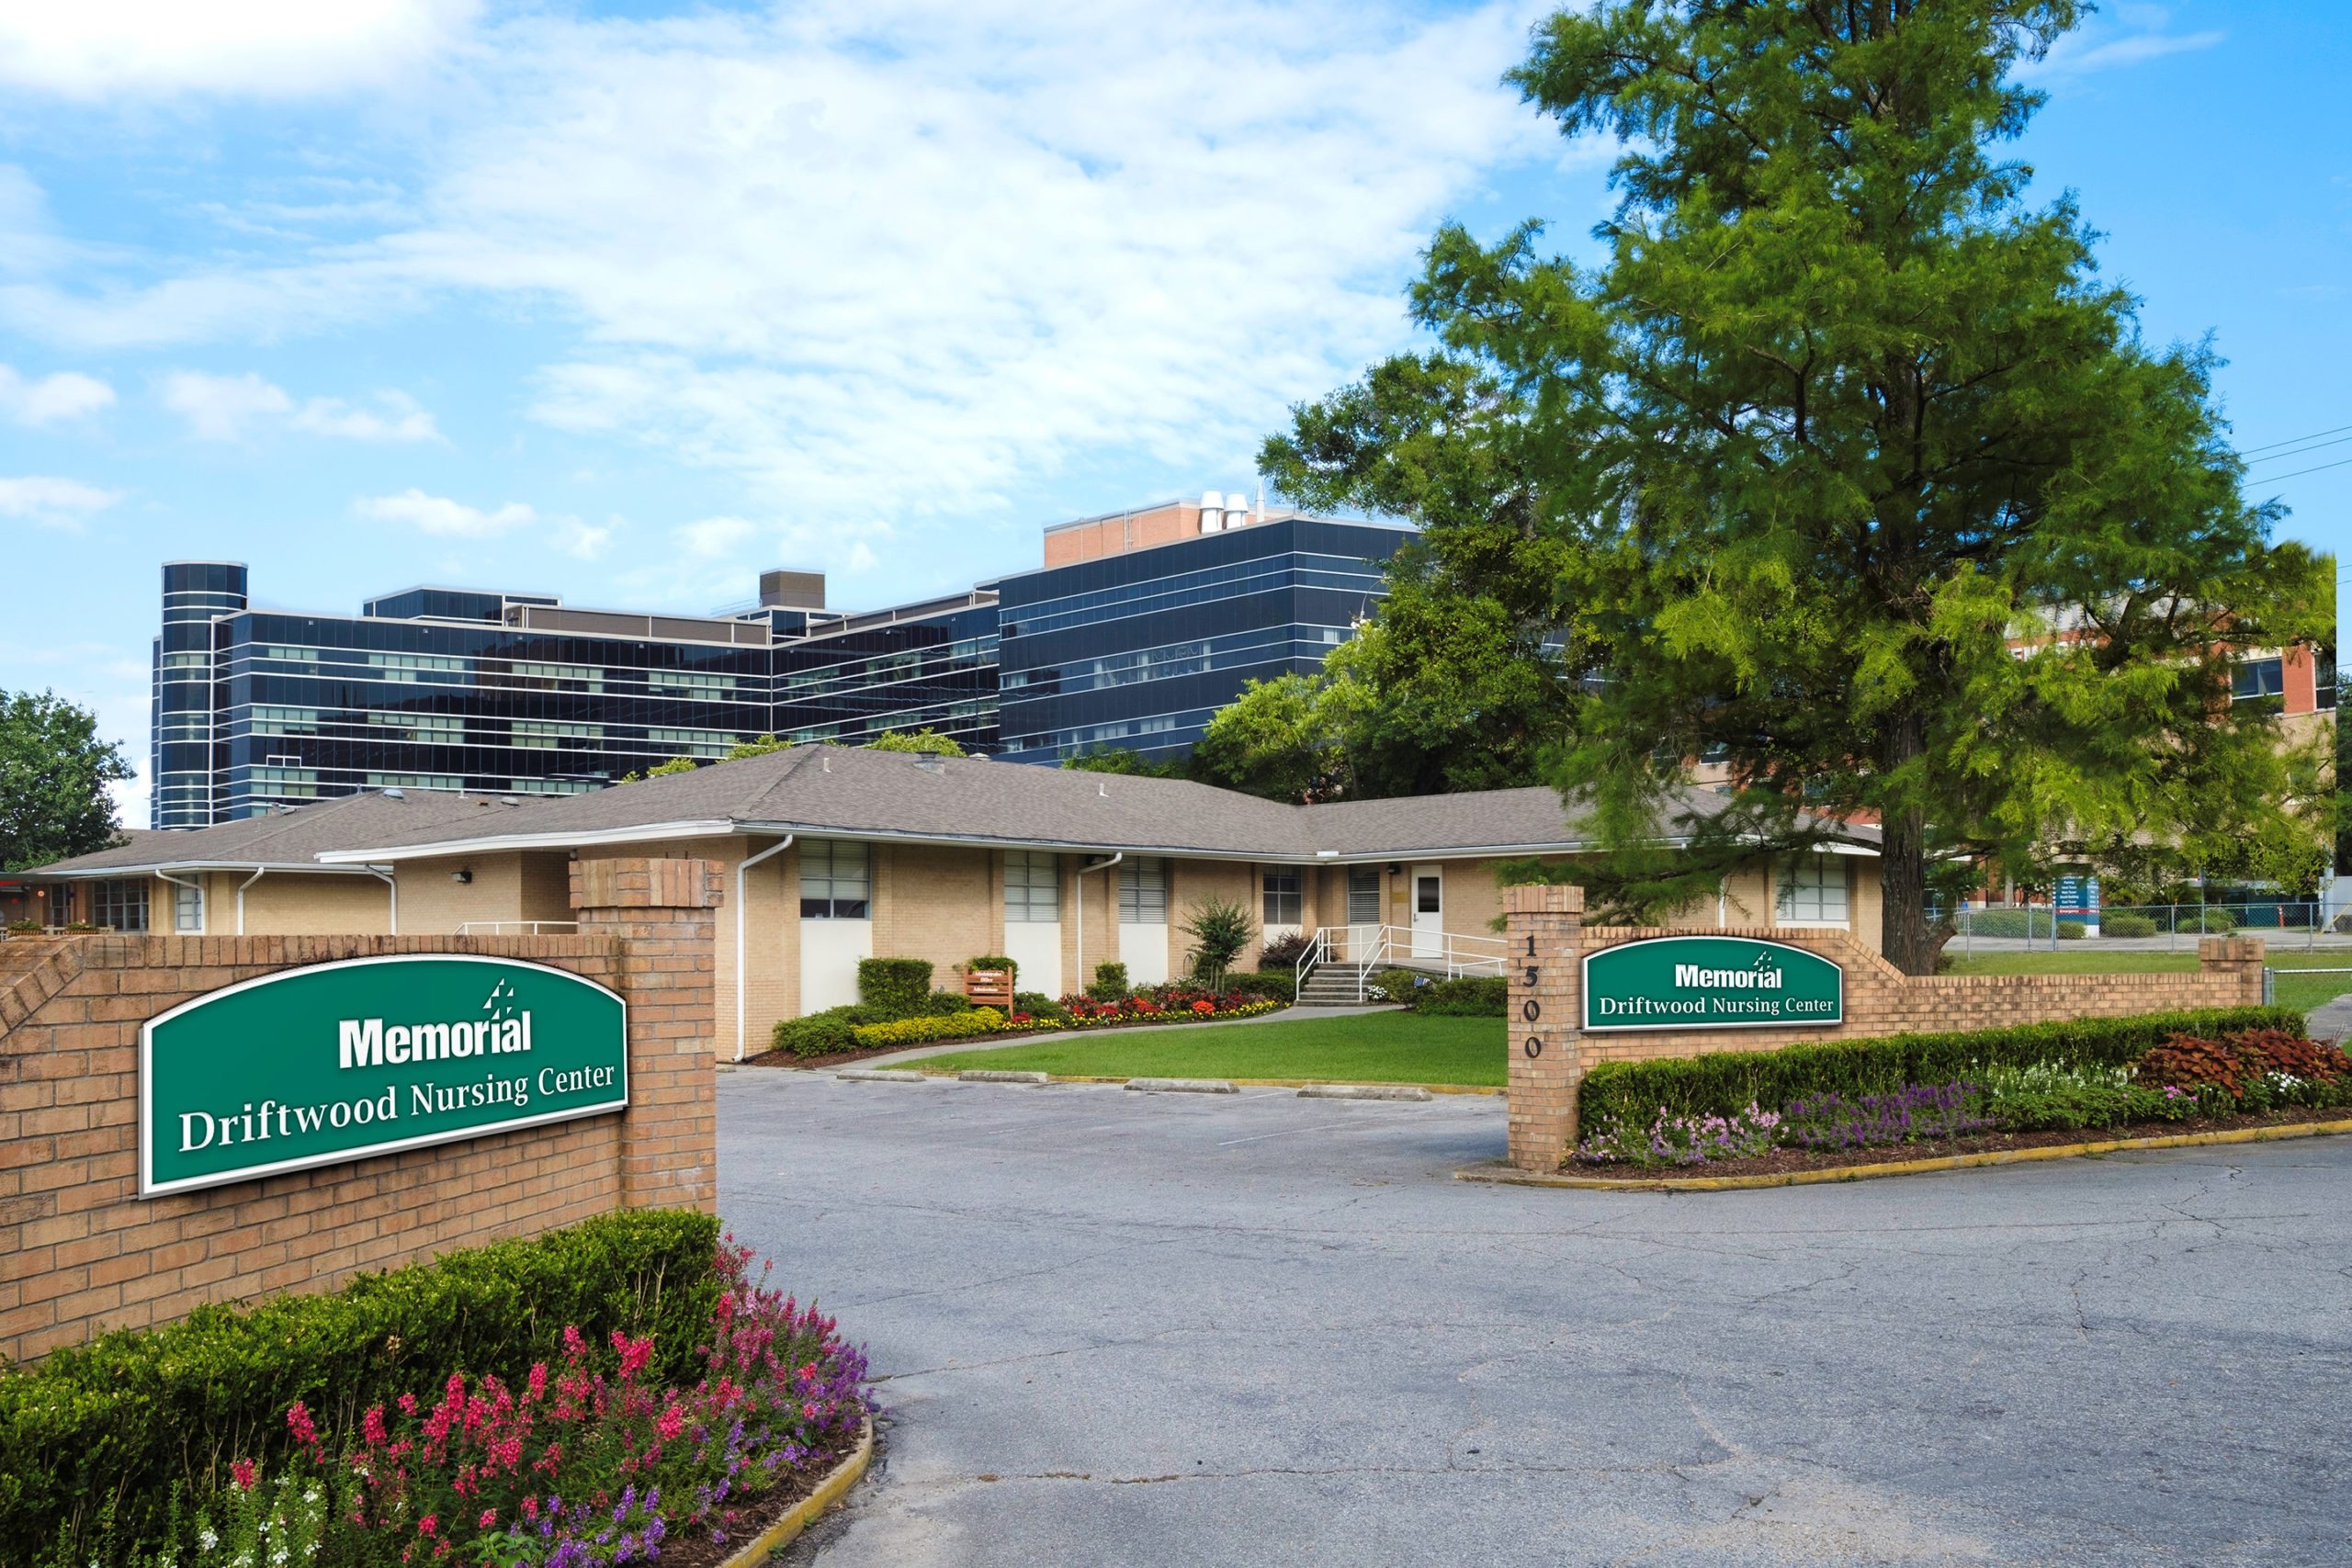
[1268,0,2329,973]
[0,690,132,871]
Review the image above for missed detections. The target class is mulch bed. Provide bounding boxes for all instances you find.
[1564,1105,2352,1181]
[738,1042,946,1070]
[650,1429,866,1568]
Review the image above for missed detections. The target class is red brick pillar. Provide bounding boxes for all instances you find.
[571,858,724,1213]
[2198,935,2268,1008]
[1504,885,1584,1172]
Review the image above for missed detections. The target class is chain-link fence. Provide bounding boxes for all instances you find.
[1950,901,2352,953]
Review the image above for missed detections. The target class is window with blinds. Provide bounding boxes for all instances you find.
[1347,866,1382,925]
[799,840,872,919]
[1118,857,1168,923]
[1004,851,1060,923]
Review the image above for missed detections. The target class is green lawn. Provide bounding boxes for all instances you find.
[1943,951,2352,1017]
[913,1010,1507,1088]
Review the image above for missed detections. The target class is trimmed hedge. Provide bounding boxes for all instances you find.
[1089,962,1130,1001]
[772,1004,885,1056]
[857,957,934,1014]
[0,1210,721,1564]
[1227,970,1296,1002]
[852,1008,1014,1047]
[1579,1007,2304,1126]
[1409,976,1506,1016]
[2101,912,2160,938]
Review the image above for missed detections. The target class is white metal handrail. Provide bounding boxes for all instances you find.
[455,920,579,935]
[1295,923,1509,1002]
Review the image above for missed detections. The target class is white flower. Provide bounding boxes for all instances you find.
[197,1528,219,1552]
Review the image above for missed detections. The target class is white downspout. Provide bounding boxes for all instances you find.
[236,867,266,935]
[1718,876,1728,929]
[368,868,398,934]
[736,835,794,1061]
[1075,852,1124,993]
[157,871,202,935]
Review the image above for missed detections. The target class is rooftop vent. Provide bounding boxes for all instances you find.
[759,569,826,611]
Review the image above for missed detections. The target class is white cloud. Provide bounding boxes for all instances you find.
[0,2,1555,531]
[356,488,535,536]
[0,0,479,99]
[0,475,124,528]
[161,370,440,441]
[288,389,441,442]
[0,365,114,423]
[159,370,291,439]
[550,516,616,561]
[676,516,757,558]
[2021,7,2223,80]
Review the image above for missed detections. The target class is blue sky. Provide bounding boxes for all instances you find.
[1,1,2343,820]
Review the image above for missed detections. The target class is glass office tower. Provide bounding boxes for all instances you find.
[992,515,1409,761]
[150,567,998,827]
[150,508,1409,827]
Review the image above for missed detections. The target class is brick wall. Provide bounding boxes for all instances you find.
[0,856,722,1363]
[1497,915,2269,1171]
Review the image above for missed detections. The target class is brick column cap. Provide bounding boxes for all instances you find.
[1503,884,1584,915]
[571,857,726,912]
[2197,935,2266,963]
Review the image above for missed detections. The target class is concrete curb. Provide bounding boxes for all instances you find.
[1124,1077,1238,1094]
[1455,1117,2352,1193]
[958,1069,1052,1085]
[1299,1084,1432,1101]
[716,1415,875,1568]
[835,1068,929,1083]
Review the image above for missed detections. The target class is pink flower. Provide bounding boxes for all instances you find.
[231,1458,257,1492]
[656,1404,685,1442]
[286,1401,322,1456]
[478,1508,497,1530]
[522,1496,539,1520]
[418,1515,438,1537]
[363,1404,390,1446]
[397,1393,418,1416]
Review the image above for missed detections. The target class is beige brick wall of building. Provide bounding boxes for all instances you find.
[0,856,723,1365]
[874,842,995,1002]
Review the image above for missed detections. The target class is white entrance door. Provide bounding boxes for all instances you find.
[1410,863,1442,959]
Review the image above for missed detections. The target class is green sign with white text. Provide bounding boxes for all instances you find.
[141,955,627,1197]
[1582,936,1842,1032]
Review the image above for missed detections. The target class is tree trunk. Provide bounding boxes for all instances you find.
[1879,805,1939,976]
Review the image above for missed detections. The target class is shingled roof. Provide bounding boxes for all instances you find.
[22,745,1880,876]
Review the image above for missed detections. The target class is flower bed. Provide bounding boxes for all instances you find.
[1571,1019,2349,1174]
[24,1231,872,1568]
[840,986,1285,1050]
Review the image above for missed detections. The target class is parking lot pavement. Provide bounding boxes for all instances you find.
[719,1071,2352,1568]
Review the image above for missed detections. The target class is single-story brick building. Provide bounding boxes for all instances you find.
[17,747,1883,1059]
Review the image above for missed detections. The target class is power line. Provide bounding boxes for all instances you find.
[2239,421,2352,457]
[2253,455,2352,484]
[2245,433,2352,468]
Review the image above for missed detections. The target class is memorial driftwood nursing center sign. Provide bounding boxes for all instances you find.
[141,955,628,1197]
[1582,935,1843,1032]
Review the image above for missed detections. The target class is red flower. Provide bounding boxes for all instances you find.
[418,1515,438,1538]
[478,1507,497,1530]
[286,1400,322,1457]
[231,1458,257,1492]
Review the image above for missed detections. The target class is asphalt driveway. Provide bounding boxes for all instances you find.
[719,1072,2352,1567]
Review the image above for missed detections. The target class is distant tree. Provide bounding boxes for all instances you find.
[726,735,791,760]
[1271,0,2331,973]
[0,690,132,871]
[865,729,966,757]
[1059,748,1182,778]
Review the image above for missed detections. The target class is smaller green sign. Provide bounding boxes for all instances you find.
[1582,936,1842,1032]
[141,955,628,1198]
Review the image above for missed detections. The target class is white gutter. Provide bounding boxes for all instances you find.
[236,868,266,935]
[367,868,398,934]
[316,820,740,864]
[734,835,793,1062]
[157,871,202,935]
[1073,852,1123,993]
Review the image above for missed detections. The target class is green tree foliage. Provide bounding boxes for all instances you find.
[1179,895,1256,985]
[865,729,966,757]
[1272,0,2330,972]
[726,734,791,760]
[1059,748,1183,778]
[0,690,131,871]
